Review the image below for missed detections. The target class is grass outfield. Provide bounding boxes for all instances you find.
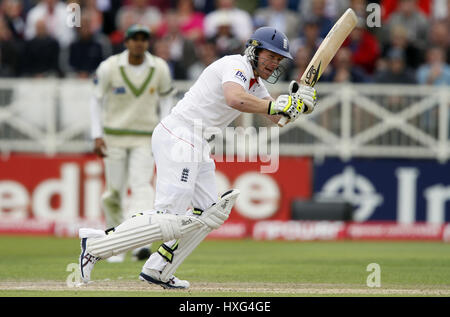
[0,236,449,297]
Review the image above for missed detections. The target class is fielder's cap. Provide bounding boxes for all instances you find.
[125,24,151,40]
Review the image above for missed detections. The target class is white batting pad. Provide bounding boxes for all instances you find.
[160,189,240,281]
[159,226,210,282]
[83,213,205,259]
[198,189,240,229]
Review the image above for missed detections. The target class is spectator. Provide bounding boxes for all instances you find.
[24,0,75,48]
[80,0,112,58]
[258,0,299,11]
[115,0,162,34]
[344,19,380,74]
[288,45,313,81]
[209,10,243,57]
[431,0,449,20]
[385,0,429,49]
[153,37,187,79]
[298,0,350,21]
[382,0,432,21]
[187,38,218,80]
[290,17,323,58]
[101,0,124,35]
[0,16,22,76]
[109,1,144,54]
[157,10,197,73]
[349,0,367,18]
[427,20,450,64]
[69,13,106,78]
[204,0,253,43]
[1,0,25,39]
[321,47,370,83]
[82,0,104,35]
[235,0,260,13]
[381,24,424,69]
[299,0,335,39]
[374,48,416,84]
[124,0,171,13]
[23,19,62,77]
[187,0,216,13]
[156,0,205,43]
[416,46,450,85]
[254,0,300,40]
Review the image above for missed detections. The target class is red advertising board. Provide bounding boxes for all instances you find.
[0,153,104,222]
[2,154,448,241]
[0,154,312,237]
[214,157,311,222]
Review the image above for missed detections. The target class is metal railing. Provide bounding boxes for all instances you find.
[0,79,448,161]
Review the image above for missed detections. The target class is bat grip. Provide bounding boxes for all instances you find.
[277,116,288,127]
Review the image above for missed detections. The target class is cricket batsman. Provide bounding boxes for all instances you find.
[80,26,317,288]
[90,24,175,262]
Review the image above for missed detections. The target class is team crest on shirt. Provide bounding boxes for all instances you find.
[149,87,155,94]
[93,74,98,85]
[234,69,247,83]
[180,168,189,182]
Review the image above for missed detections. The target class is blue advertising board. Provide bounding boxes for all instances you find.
[313,158,450,223]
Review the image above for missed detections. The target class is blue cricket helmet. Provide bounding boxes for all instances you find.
[245,27,292,83]
[246,27,292,60]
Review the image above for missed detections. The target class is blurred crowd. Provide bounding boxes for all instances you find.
[0,0,449,85]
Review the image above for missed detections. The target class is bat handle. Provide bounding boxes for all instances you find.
[277,116,288,127]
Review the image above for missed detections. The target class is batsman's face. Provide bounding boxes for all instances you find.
[125,33,150,57]
[257,49,285,79]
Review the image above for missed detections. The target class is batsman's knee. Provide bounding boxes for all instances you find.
[198,189,240,230]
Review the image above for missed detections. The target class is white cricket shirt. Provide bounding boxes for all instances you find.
[171,54,271,131]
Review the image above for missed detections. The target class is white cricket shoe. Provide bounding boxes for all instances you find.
[139,268,190,289]
[78,228,105,283]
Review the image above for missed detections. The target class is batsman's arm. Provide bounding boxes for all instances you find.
[224,82,296,125]
[262,97,284,125]
[223,82,272,114]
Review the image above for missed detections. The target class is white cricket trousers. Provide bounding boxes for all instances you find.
[144,114,218,271]
[103,144,155,228]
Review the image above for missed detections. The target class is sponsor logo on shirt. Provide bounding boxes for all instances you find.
[234,69,247,83]
[113,86,126,94]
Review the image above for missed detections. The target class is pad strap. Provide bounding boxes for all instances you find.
[157,241,179,263]
[192,208,204,216]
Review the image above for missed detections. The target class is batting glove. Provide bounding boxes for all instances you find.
[268,94,304,121]
[288,81,317,114]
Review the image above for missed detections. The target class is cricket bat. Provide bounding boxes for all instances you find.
[278,8,358,127]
